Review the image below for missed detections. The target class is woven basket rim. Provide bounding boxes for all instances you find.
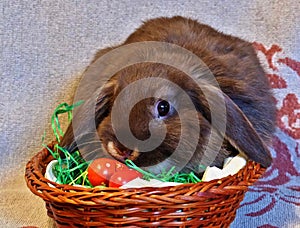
[25,141,266,206]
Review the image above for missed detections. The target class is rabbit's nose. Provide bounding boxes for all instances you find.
[107,140,140,162]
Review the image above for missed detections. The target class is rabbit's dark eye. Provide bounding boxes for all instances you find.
[157,100,170,117]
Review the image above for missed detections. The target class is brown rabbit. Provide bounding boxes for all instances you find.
[60,16,276,175]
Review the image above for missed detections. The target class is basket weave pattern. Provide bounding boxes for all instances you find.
[25,142,266,227]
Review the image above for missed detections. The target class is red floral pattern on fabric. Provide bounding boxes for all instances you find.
[277,94,300,139]
[235,43,300,227]
[258,225,279,228]
[278,58,300,77]
[267,74,287,89]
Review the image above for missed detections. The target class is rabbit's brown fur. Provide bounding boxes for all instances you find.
[60,16,276,175]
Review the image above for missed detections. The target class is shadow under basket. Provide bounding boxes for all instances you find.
[25,142,266,228]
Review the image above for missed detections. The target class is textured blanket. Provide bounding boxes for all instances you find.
[0,1,299,227]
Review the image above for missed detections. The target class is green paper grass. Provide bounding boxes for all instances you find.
[43,101,93,187]
[125,159,202,184]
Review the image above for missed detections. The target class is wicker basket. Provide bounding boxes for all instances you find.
[25,141,266,228]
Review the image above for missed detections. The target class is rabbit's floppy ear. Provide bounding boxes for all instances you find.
[60,79,117,157]
[94,79,117,126]
[191,84,272,168]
